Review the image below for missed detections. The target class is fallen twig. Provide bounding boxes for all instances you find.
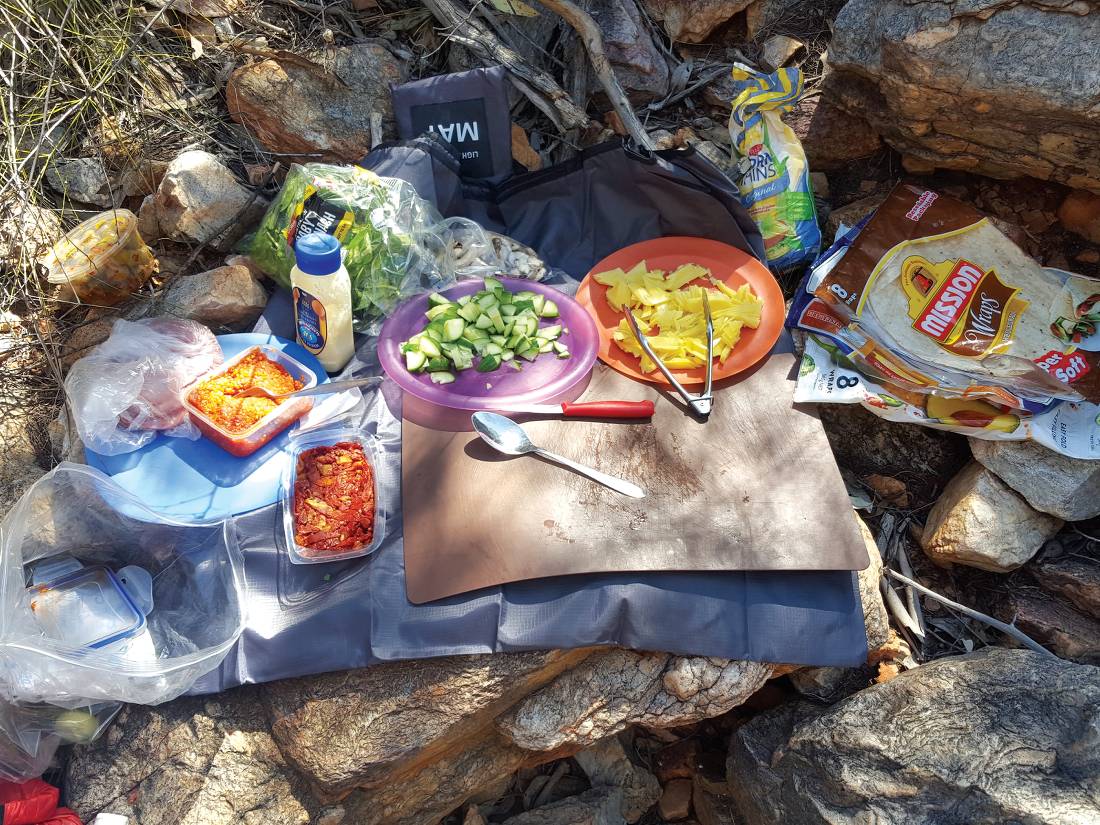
[881,577,925,640]
[648,65,732,113]
[531,0,654,149]
[422,0,591,130]
[883,569,1055,658]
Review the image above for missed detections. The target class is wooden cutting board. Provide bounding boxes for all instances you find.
[402,337,868,603]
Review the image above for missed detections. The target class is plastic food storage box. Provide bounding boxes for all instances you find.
[280,427,386,564]
[182,345,317,457]
[42,209,157,306]
[28,567,146,650]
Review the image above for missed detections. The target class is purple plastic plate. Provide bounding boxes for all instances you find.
[378,278,599,431]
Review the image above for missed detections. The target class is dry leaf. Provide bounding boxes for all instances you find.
[511,123,541,171]
[190,35,204,60]
[489,0,538,17]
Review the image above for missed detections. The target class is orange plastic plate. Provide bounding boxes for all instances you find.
[576,236,786,386]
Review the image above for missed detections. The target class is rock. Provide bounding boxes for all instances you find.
[162,265,267,330]
[66,689,324,825]
[652,739,699,783]
[502,788,624,825]
[499,650,772,752]
[641,0,752,43]
[820,192,886,241]
[787,666,868,704]
[1059,189,1100,243]
[827,0,1100,193]
[465,806,489,825]
[147,150,261,249]
[920,462,1063,572]
[745,0,821,39]
[692,775,737,825]
[657,778,693,821]
[727,648,1100,825]
[575,737,660,823]
[264,650,592,799]
[226,42,404,162]
[761,35,803,70]
[786,96,883,173]
[816,403,969,499]
[0,196,61,268]
[1032,554,1100,620]
[853,515,889,652]
[60,318,115,370]
[808,172,828,202]
[999,590,1100,664]
[588,1,669,101]
[339,730,542,825]
[969,437,1100,521]
[45,157,116,207]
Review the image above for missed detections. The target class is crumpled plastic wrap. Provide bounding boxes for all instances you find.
[64,317,223,456]
[0,464,245,709]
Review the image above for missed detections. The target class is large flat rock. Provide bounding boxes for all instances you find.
[828,0,1100,192]
[727,648,1100,824]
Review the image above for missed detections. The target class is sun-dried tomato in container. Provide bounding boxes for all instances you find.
[281,429,385,564]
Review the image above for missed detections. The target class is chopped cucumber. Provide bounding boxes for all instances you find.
[474,313,495,330]
[501,304,516,316]
[552,341,569,355]
[429,371,455,384]
[541,300,559,318]
[489,335,507,346]
[477,293,499,310]
[405,350,427,371]
[530,294,546,315]
[427,292,451,307]
[477,354,501,372]
[419,337,442,358]
[483,276,503,293]
[536,324,562,341]
[538,340,555,353]
[518,347,539,362]
[457,302,482,323]
[501,350,515,361]
[425,303,457,321]
[442,318,465,342]
[457,295,472,306]
[463,326,489,342]
[484,342,503,356]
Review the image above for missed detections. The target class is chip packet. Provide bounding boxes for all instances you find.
[728,64,821,272]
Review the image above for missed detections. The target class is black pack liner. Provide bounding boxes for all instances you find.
[191,140,864,694]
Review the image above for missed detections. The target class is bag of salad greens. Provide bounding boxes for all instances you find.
[251,163,462,331]
[728,64,821,273]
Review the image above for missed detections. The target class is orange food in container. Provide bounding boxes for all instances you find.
[183,346,317,456]
[42,209,157,306]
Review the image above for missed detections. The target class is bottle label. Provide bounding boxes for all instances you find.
[293,287,327,354]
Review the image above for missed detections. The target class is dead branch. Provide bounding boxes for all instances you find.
[421,0,591,131]
[531,0,654,149]
[883,569,1055,659]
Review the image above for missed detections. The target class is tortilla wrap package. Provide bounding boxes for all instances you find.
[789,183,1100,410]
[795,335,1100,459]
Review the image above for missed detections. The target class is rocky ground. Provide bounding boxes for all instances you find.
[3,1,1100,823]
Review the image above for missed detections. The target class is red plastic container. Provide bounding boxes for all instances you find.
[182,345,317,457]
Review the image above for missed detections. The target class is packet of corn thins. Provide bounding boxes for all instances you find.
[728,64,821,272]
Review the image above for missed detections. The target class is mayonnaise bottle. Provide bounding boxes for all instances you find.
[290,233,355,373]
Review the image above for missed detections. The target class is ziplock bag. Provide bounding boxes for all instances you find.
[0,464,245,706]
[64,317,223,456]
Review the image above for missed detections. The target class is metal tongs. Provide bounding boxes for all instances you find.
[624,290,714,418]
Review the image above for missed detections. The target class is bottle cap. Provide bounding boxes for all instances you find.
[294,233,342,276]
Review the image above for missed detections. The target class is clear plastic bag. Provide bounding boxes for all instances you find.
[63,317,224,456]
[0,464,245,707]
[251,163,482,333]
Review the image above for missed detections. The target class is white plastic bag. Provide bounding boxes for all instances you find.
[0,464,245,706]
[64,317,223,455]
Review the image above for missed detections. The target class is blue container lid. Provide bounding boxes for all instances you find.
[294,233,342,276]
[29,566,147,650]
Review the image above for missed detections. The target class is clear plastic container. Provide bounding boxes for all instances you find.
[182,345,317,457]
[42,209,157,306]
[281,426,385,564]
[28,567,145,650]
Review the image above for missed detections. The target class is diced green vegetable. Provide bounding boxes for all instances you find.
[477,354,501,372]
[425,303,457,322]
[426,357,450,372]
[405,350,427,371]
[457,302,482,323]
[442,318,465,342]
[429,371,455,384]
[427,292,451,307]
[541,300,559,318]
[419,337,442,358]
[536,324,562,341]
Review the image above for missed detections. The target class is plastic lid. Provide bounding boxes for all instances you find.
[44,209,136,284]
[29,567,146,650]
[294,233,342,276]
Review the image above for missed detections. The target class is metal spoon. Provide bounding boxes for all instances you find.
[471,412,645,499]
[236,375,381,400]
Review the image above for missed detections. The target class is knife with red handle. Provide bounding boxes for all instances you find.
[498,400,655,419]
